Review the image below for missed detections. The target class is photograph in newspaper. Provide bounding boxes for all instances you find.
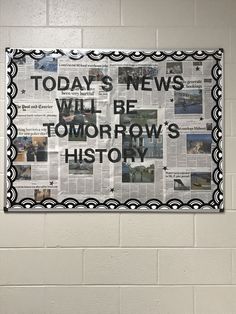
[122,160,155,183]
[166,61,183,74]
[15,165,31,180]
[174,89,203,114]
[187,134,212,154]
[69,160,93,175]
[14,136,48,162]
[5,49,223,212]
[120,109,157,127]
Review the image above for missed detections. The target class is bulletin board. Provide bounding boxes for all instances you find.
[5,48,223,212]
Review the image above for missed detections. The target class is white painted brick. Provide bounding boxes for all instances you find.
[225,100,231,136]
[0,286,120,314]
[232,250,236,283]
[0,175,5,211]
[0,100,5,137]
[0,0,46,26]
[225,137,236,173]
[121,0,194,26]
[0,97,5,131]
[231,28,236,62]
[45,287,119,314]
[45,214,119,247]
[84,249,157,284]
[0,27,10,59]
[0,212,44,247]
[120,214,193,247]
[0,287,45,314]
[232,175,236,209]
[49,0,120,26]
[0,249,83,284]
[1,27,79,59]
[0,63,6,100]
[225,174,232,209]
[231,2,236,27]
[195,212,236,247]
[159,249,231,284]
[83,27,156,49]
[225,63,236,99]
[195,0,233,27]
[195,286,236,314]
[231,101,236,136]
[158,27,230,61]
[0,137,5,175]
[7,27,82,48]
[120,287,193,314]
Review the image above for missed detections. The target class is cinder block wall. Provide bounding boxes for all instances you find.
[0,0,235,313]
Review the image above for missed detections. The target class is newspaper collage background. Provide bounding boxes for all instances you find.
[6,49,223,212]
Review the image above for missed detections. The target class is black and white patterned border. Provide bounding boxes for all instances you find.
[5,48,223,212]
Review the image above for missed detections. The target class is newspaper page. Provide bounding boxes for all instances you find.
[6,49,223,212]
